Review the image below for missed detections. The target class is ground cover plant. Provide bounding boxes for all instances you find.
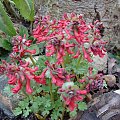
[0,13,107,120]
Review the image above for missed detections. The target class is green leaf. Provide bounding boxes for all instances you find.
[13,107,22,116]
[12,0,35,21]
[23,108,31,117]
[19,25,29,38]
[103,80,107,88]
[54,99,63,109]
[65,58,89,75]
[78,102,87,111]
[45,100,51,108]
[51,110,62,120]
[0,38,12,51]
[42,86,50,92]
[28,44,39,55]
[69,109,77,117]
[0,1,16,36]
[31,102,39,113]
[3,85,14,97]
[18,100,29,109]
[42,110,49,116]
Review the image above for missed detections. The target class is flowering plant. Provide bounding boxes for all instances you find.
[0,13,106,120]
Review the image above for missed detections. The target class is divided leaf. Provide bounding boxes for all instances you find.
[78,102,87,111]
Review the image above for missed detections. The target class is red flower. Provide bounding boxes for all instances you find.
[77,90,87,95]
[0,60,44,94]
[12,79,22,94]
[88,67,93,75]
[59,82,87,111]
[8,75,17,85]
[45,61,73,87]
[25,76,33,94]
[33,13,107,68]
[82,46,93,62]
[79,79,86,83]
[11,35,36,57]
[63,95,83,111]
[73,50,80,58]
[34,68,48,85]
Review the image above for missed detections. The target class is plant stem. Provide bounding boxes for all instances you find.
[49,79,54,105]
[76,54,82,68]
[29,54,36,67]
[64,52,69,65]
[30,21,33,34]
[35,113,45,120]
[61,103,66,120]
[76,74,79,82]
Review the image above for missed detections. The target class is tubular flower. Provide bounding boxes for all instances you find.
[86,73,104,92]
[45,61,74,87]
[25,75,33,94]
[59,82,87,111]
[11,35,36,57]
[0,60,43,94]
[33,13,107,65]
[12,79,22,94]
[82,46,93,62]
[45,37,75,64]
[34,68,48,85]
[0,65,6,75]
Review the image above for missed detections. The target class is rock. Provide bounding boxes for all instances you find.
[74,92,120,120]
[0,75,15,118]
[92,52,108,71]
[0,75,19,118]
[0,75,8,91]
[0,98,14,118]
[103,75,116,87]
[95,92,120,120]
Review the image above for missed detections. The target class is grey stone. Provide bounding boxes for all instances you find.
[0,75,15,118]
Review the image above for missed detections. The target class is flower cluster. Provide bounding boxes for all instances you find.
[0,60,43,94]
[33,13,106,64]
[0,13,107,113]
[59,82,87,111]
[86,73,104,91]
[0,36,41,94]
[34,61,74,87]
[11,35,36,58]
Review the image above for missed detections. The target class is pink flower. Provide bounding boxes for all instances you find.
[34,68,48,85]
[0,64,6,75]
[12,79,22,94]
[79,79,86,83]
[26,77,33,94]
[11,35,36,57]
[88,67,93,75]
[59,82,86,111]
[73,50,80,58]
[8,75,17,85]
[0,60,44,94]
[86,74,104,92]
[63,95,83,111]
[82,46,93,62]
[45,61,73,87]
